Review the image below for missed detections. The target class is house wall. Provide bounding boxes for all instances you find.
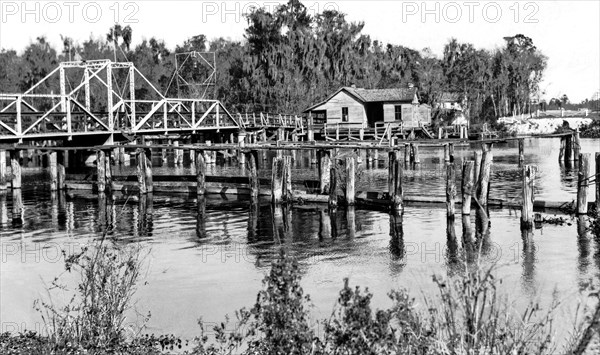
[383,103,431,127]
[310,91,366,125]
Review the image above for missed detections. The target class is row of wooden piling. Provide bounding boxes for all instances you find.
[0,134,598,220]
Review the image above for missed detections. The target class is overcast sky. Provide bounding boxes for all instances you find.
[1,0,598,102]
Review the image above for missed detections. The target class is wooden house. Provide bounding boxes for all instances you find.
[304,87,431,128]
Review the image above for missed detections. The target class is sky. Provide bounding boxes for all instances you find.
[0,0,599,102]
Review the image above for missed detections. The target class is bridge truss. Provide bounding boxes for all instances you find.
[0,60,239,143]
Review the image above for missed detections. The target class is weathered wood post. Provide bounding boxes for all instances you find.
[558,137,566,162]
[389,151,403,213]
[318,150,332,194]
[404,144,410,164]
[462,161,474,215]
[477,144,493,206]
[345,157,355,205]
[446,162,456,218]
[104,149,112,192]
[118,146,125,165]
[518,138,525,165]
[444,144,450,162]
[283,156,292,202]
[96,150,106,192]
[49,151,58,191]
[412,144,420,164]
[474,150,482,187]
[448,143,454,163]
[10,150,21,189]
[57,151,66,190]
[0,150,6,190]
[143,149,152,193]
[329,164,338,209]
[246,150,259,200]
[196,150,206,195]
[573,129,581,161]
[521,165,536,229]
[174,141,183,165]
[577,153,590,214]
[564,133,573,163]
[12,189,23,226]
[271,157,284,204]
[136,149,147,194]
[596,152,600,213]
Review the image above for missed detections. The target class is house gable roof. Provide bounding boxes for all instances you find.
[304,87,419,112]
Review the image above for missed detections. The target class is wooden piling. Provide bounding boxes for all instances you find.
[196,150,206,195]
[446,162,456,218]
[246,150,259,200]
[596,152,600,213]
[271,158,284,204]
[390,151,403,213]
[558,137,566,162]
[136,149,147,194]
[104,150,112,192]
[477,144,493,206]
[329,164,337,209]
[10,151,21,189]
[577,153,590,214]
[412,144,420,164]
[174,141,183,165]
[388,151,396,197]
[12,189,23,226]
[49,151,58,191]
[573,130,581,161]
[518,138,525,165]
[57,152,66,190]
[461,161,474,215]
[444,144,450,162]
[521,165,536,229]
[0,150,6,190]
[143,149,152,193]
[474,151,482,187]
[96,150,105,192]
[318,150,331,194]
[565,134,573,162]
[283,156,292,201]
[118,147,125,165]
[345,157,355,205]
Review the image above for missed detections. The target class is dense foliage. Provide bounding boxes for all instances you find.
[0,0,551,124]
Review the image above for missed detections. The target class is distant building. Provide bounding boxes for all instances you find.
[304,87,431,128]
[436,92,464,111]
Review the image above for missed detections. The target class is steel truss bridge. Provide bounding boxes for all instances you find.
[0,60,304,144]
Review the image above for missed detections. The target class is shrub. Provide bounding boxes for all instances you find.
[34,241,148,353]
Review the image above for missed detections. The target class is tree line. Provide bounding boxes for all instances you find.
[0,0,551,123]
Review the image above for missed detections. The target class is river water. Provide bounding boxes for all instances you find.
[1,138,599,340]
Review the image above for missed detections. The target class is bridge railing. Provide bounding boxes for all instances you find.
[235,112,306,132]
[0,94,239,141]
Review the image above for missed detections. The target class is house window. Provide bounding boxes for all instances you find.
[312,110,326,124]
[342,107,349,122]
[395,105,402,121]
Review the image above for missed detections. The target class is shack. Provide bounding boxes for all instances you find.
[304,86,431,128]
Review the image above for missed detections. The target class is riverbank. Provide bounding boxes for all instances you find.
[498,115,594,135]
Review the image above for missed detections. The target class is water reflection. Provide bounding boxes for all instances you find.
[446,216,459,267]
[577,215,590,291]
[521,228,537,295]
